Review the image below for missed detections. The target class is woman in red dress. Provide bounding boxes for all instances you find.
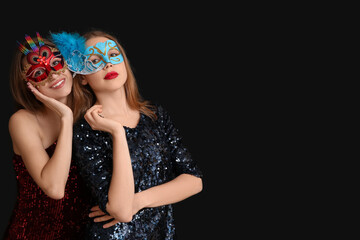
[3,33,92,239]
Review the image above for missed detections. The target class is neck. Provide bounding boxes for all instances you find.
[94,86,132,117]
[58,96,68,105]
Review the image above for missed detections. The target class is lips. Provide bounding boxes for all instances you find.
[51,78,65,89]
[104,71,119,80]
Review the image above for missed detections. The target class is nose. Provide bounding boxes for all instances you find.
[104,62,113,69]
[48,72,57,82]
[48,70,63,82]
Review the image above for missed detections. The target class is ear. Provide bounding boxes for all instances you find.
[81,75,88,85]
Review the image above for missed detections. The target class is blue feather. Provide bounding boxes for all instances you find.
[50,32,85,59]
[50,32,87,73]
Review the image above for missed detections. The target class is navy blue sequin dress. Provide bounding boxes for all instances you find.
[73,105,202,239]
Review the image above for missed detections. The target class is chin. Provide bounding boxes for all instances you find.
[55,84,72,97]
[102,78,126,90]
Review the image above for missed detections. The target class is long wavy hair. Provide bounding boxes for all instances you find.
[72,30,156,122]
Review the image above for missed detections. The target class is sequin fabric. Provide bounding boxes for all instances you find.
[73,105,203,240]
[3,143,92,240]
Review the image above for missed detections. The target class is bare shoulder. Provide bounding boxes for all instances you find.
[9,109,36,128]
[9,109,42,154]
[9,109,39,136]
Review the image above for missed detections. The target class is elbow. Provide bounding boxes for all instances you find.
[44,187,65,200]
[42,183,66,200]
[106,204,133,223]
[194,177,203,194]
[182,174,203,196]
[115,214,133,223]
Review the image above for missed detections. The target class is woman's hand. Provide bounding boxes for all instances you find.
[90,199,143,228]
[84,105,124,135]
[27,82,73,120]
[89,205,119,228]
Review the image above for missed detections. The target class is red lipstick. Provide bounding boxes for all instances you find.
[104,71,119,80]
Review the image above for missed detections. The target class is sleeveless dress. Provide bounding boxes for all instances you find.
[3,142,91,240]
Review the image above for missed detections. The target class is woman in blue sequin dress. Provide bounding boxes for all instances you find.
[62,30,203,239]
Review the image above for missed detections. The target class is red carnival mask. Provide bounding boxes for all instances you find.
[18,32,67,86]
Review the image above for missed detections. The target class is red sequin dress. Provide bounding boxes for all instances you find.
[3,143,91,240]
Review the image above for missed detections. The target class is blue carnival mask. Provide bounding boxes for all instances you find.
[84,40,124,68]
[51,32,125,75]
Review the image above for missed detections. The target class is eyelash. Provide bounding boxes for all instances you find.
[33,69,45,78]
[90,52,120,64]
[109,52,119,57]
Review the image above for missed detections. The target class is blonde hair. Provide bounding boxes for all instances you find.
[72,30,156,122]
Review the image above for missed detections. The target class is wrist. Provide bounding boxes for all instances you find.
[111,125,126,137]
[60,114,73,125]
[133,192,148,214]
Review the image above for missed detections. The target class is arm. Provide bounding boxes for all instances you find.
[82,105,203,225]
[131,106,203,212]
[93,174,202,228]
[105,128,135,222]
[83,105,135,222]
[9,86,73,199]
[39,115,73,199]
[133,174,202,213]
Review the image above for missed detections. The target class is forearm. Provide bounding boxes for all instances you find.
[106,129,135,222]
[39,117,73,197]
[133,174,203,212]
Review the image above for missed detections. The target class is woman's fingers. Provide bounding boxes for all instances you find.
[103,219,120,228]
[88,205,119,227]
[86,105,103,114]
[90,105,103,119]
[85,106,98,121]
[26,82,73,118]
[90,205,101,211]
[85,105,105,130]
[85,105,102,120]
[27,82,49,102]
[93,215,113,223]
[89,205,106,218]
[89,210,106,218]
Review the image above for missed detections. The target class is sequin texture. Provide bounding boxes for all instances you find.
[73,105,203,239]
[3,143,92,240]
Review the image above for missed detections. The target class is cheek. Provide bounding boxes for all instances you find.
[118,64,128,80]
[37,87,47,95]
[85,72,102,87]
[37,87,54,97]
[65,70,73,83]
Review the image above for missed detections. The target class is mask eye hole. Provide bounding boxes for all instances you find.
[26,67,47,82]
[50,56,63,67]
[88,54,102,65]
[32,68,45,78]
[108,49,120,58]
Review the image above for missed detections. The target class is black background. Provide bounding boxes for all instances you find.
[0,6,235,240]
